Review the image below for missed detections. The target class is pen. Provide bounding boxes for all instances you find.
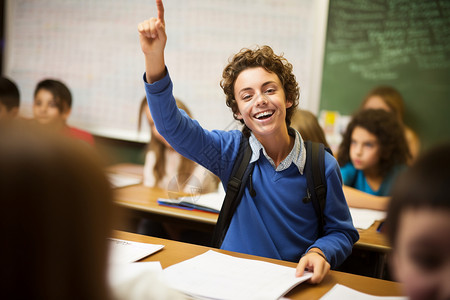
[376,221,385,233]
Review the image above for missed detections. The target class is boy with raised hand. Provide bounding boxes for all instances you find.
[138,0,358,284]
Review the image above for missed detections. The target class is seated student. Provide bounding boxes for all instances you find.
[138,0,358,284]
[137,96,219,244]
[360,85,420,164]
[337,109,410,211]
[0,121,184,300]
[0,76,20,120]
[290,109,331,149]
[33,79,95,146]
[138,96,219,194]
[385,142,450,300]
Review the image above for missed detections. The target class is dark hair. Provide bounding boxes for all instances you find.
[220,45,299,137]
[0,77,20,109]
[291,109,330,148]
[337,109,410,177]
[385,142,450,247]
[0,121,112,300]
[34,79,72,112]
[360,85,405,122]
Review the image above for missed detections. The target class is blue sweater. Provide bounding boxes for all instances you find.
[144,70,359,268]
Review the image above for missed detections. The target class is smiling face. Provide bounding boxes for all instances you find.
[33,89,70,126]
[392,208,450,300]
[349,126,380,172]
[234,67,291,139]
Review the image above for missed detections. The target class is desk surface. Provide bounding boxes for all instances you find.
[115,184,218,225]
[111,164,390,252]
[114,184,389,251]
[113,230,403,299]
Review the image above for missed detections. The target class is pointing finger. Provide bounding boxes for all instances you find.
[156,0,165,25]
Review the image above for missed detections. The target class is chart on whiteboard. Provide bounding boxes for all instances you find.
[5,0,328,141]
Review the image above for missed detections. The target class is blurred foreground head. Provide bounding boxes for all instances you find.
[0,120,113,300]
[386,142,450,300]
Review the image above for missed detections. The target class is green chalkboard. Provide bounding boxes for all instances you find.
[320,0,450,150]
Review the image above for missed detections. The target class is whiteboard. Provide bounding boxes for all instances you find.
[4,0,329,141]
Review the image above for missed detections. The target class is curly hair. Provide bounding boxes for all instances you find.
[220,45,299,137]
[337,109,410,177]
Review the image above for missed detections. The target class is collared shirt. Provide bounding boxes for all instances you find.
[249,128,306,174]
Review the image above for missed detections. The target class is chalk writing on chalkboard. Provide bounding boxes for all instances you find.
[325,0,450,80]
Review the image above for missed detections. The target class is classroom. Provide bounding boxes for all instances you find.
[1,0,449,299]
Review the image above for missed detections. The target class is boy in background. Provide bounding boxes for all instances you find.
[0,76,20,120]
[386,142,450,300]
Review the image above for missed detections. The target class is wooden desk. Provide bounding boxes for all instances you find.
[107,163,145,177]
[114,183,389,251]
[113,230,403,299]
[114,185,218,232]
[357,220,390,252]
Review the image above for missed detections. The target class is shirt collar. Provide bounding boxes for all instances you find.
[248,128,306,174]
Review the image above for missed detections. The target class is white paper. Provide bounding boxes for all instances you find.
[107,173,142,188]
[108,262,186,300]
[320,284,407,300]
[349,208,386,230]
[178,188,225,212]
[108,238,164,264]
[109,261,163,287]
[159,188,225,213]
[163,250,313,300]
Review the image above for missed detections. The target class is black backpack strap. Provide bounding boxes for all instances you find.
[304,140,327,237]
[211,136,254,248]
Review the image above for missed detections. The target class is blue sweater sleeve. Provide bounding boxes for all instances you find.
[143,70,240,182]
[307,153,359,268]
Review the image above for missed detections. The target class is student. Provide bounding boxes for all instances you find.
[0,121,184,300]
[360,85,420,164]
[137,96,219,244]
[385,142,450,300]
[337,109,410,211]
[138,0,358,284]
[33,79,95,146]
[291,109,330,149]
[138,96,219,194]
[0,76,20,120]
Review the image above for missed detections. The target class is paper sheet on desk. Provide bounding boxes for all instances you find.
[109,261,163,287]
[349,208,386,230]
[320,284,407,300]
[162,250,313,300]
[159,188,225,213]
[107,173,142,188]
[108,238,164,264]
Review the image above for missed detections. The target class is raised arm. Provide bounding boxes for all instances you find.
[137,0,167,83]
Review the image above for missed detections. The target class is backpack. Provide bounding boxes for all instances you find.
[211,136,331,248]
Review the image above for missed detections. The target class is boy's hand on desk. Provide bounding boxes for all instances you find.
[296,248,330,284]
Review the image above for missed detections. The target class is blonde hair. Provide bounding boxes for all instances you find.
[360,86,405,123]
[290,109,330,148]
[138,97,196,189]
